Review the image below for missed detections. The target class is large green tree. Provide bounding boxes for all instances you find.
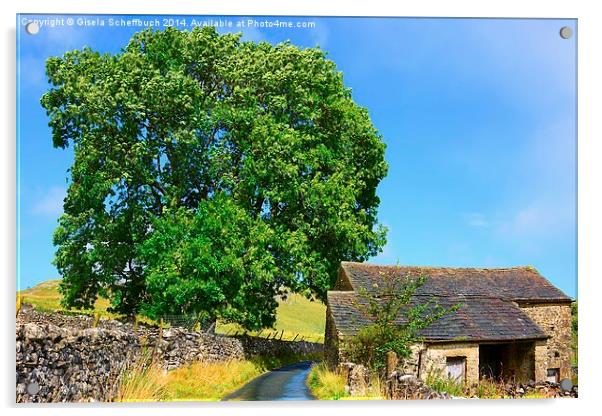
[41,27,388,328]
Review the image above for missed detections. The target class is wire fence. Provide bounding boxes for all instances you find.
[218,327,324,343]
[159,314,214,331]
[71,310,325,344]
[156,314,324,343]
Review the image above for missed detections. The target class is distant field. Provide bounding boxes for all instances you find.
[17,280,326,343]
[216,293,326,343]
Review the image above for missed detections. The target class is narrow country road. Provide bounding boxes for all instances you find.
[223,361,316,401]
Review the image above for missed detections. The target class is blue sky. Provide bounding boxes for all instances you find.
[17,15,577,297]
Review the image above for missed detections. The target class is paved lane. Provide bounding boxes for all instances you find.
[223,361,316,401]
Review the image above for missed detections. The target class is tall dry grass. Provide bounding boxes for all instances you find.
[115,354,170,402]
[307,362,349,400]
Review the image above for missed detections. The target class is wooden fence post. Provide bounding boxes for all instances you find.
[92,312,101,328]
[386,351,398,399]
[386,351,398,376]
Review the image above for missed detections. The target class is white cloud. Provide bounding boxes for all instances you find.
[496,200,573,239]
[31,186,66,217]
[464,212,490,228]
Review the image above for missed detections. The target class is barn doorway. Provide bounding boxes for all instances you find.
[445,357,466,382]
[479,341,535,382]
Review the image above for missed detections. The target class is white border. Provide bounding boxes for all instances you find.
[2,1,600,415]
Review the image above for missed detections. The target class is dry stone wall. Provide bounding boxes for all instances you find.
[16,305,322,403]
[17,322,139,402]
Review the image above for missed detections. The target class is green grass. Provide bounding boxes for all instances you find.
[18,280,327,342]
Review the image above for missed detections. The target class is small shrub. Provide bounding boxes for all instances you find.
[341,268,459,373]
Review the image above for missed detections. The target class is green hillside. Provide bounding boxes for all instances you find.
[216,293,326,342]
[18,280,326,343]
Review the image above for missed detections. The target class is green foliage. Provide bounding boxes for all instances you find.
[138,193,279,329]
[342,268,459,372]
[41,26,388,326]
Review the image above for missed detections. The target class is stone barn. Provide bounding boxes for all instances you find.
[325,262,573,385]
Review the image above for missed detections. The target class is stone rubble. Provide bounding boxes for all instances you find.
[497,380,578,398]
[387,372,451,400]
[336,359,578,400]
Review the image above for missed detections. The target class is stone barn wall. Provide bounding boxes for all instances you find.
[418,343,480,385]
[323,305,341,370]
[519,303,572,381]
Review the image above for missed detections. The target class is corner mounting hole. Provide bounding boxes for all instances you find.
[25,22,40,35]
[559,26,573,39]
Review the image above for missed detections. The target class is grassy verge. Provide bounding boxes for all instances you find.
[116,352,322,402]
[307,362,385,400]
[163,359,264,401]
[307,362,349,400]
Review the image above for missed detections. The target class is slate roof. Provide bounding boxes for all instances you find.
[339,262,571,303]
[327,291,548,342]
[327,262,571,343]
